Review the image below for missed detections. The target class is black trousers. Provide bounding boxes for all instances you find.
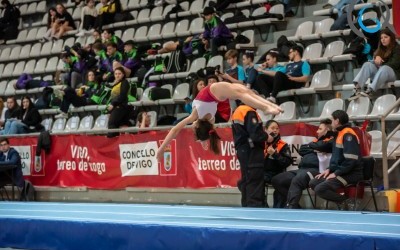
[107,105,132,138]
[254,72,305,98]
[272,168,319,208]
[82,15,96,30]
[309,171,363,203]
[236,145,265,207]
[210,37,231,57]
[60,87,90,113]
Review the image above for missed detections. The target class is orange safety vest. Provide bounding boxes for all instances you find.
[264,139,286,156]
[231,105,260,125]
[336,127,360,146]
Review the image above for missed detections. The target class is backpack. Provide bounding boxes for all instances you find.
[343,36,372,65]
[149,87,171,100]
[11,5,21,19]
[128,81,138,102]
[90,85,112,105]
[164,50,187,74]
[20,180,35,201]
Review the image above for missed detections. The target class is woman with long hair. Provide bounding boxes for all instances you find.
[7,96,43,134]
[41,7,58,41]
[51,3,76,39]
[349,28,400,99]
[156,82,282,159]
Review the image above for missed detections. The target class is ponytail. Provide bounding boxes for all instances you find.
[195,120,221,154]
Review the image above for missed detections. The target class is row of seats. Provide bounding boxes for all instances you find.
[313,0,392,16]
[369,130,400,159]
[259,94,400,123]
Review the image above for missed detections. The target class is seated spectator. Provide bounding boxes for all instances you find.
[271,119,334,209]
[0,98,5,128]
[349,28,400,100]
[255,45,310,103]
[41,8,58,42]
[253,51,285,97]
[55,70,101,119]
[0,97,21,134]
[263,120,292,208]
[207,75,231,123]
[51,4,76,40]
[95,0,122,30]
[0,138,24,189]
[14,73,54,90]
[60,49,86,88]
[242,51,258,89]
[218,49,245,84]
[0,0,19,42]
[76,0,98,37]
[310,110,363,210]
[107,67,132,138]
[6,96,43,135]
[102,29,124,51]
[156,36,208,58]
[136,111,151,129]
[113,40,143,78]
[102,42,123,82]
[282,0,295,17]
[201,6,233,56]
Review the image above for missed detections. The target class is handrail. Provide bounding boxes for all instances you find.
[380,98,400,190]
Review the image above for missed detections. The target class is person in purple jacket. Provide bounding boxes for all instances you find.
[113,40,142,78]
[201,6,233,56]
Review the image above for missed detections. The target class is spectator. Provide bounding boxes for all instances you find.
[102,29,123,51]
[136,111,151,128]
[263,120,292,208]
[113,40,143,78]
[60,50,86,88]
[207,75,231,123]
[0,138,24,189]
[55,70,101,119]
[256,45,310,103]
[282,0,295,17]
[102,42,123,82]
[51,4,76,40]
[0,98,5,128]
[218,49,245,84]
[253,51,286,97]
[201,6,233,56]
[0,97,21,134]
[242,51,258,89]
[6,96,43,135]
[76,0,98,37]
[271,119,334,209]
[14,73,54,90]
[0,0,19,42]
[107,67,132,138]
[349,28,400,100]
[41,7,58,42]
[310,110,363,210]
[156,36,208,58]
[95,0,122,30]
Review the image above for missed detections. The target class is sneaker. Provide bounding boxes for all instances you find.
[55,112,68,119]
[336,198,356,211]
[347,88,361,101]
[360,88,374,98]
[266,96,276,104]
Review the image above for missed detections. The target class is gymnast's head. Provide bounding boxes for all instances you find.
[193,119,220,154]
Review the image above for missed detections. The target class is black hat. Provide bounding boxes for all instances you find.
[124,40,135,46]
[202,6,215,16]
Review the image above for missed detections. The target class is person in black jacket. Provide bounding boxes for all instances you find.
[0,0,19,41]
[7,96,43,135]
[107,67,132,138]
[271,119,334,209]
[264,120,292,208]
[232,104,267,207]
[51,3,76,39]
[0,97,21,134]
[310,110,364,209]
[0,138,24,189]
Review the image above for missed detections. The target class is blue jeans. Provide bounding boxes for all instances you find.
[6,120,28,135]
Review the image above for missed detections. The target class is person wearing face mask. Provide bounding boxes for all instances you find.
[263,120,292,208]
[271,119,334,209]
[107,67,132,138]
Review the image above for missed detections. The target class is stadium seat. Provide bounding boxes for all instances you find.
[311,41,345,64]
[367,94,397,118]
[39,41,52,57]
[388,131,400,157]
[29,43,42,58]
[256,109,273,123]
[36,26,48,40]
[303,43,323,61]
[129,8,150,25]
[9,46,21,61]
[182,17,204,37]
[52,118,67,132]
[93,114,109,130]
[296,69,332,95]
[175,19,190,38]
[0,80,7,95]
[128,0,140,10]
[149,6,164,22]
[64,37,76,49]
[254,4,284,26]
[18,4,28,16]
[301,98,344,122]
[236,30,255,49]
[24,59,36,75]
[0,47,11,62]
[147,111,157,127]
[19,44,32,59]
[369,130,383,158]
[161,21,177,39]
[221,12,234,22]
[41,118,53,131]
[34,58,48,74]
[65,116,80,132]
[36,1,46,13]
[12,61,26,77]
[274,101,296,121]
[143,24,161,42]
[207,55,223,69]
[158,83,190,105]
[51,40,64,54]
[182,0,203,16]
[3,81,16,96]
[175,57,206,79]
[130,86,154,106]
[346,96,371,119]
[78,115,94,131]
[2,63,15,78]
[26,2,37,15]
[45,57,59,73]
[288,21,314,41]
[301,18,334,40]
[25,28,38,42]
[121,28,135,41]
[133,26,148,43]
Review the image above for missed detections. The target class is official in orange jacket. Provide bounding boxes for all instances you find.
[232,104,267,207]
[310,110,363,209]
[264,120,292,208]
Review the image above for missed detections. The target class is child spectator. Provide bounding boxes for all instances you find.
[41,8,58,42]
[218,49,245,84]
[242,51,258,89]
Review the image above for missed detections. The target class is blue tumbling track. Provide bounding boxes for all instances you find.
[0,202,399,250]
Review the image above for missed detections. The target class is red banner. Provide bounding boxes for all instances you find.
[394,0,400,37]
[8,123,370,189]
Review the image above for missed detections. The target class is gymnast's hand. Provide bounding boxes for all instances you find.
[156,148,164,161]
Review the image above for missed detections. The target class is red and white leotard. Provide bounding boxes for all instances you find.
[193,85,226,120]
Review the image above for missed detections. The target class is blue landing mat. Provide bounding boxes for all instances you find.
[0,202,399,250]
